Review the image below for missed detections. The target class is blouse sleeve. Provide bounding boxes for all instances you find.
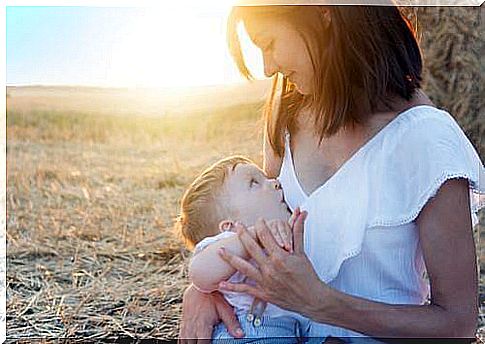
[367,109,485,228]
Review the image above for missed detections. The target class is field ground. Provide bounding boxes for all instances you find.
[6,86,265,341]
[6,86,484,342]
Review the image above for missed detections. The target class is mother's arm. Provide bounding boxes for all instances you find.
[219,178,479,339]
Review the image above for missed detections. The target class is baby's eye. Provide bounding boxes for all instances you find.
[250,178,259,187]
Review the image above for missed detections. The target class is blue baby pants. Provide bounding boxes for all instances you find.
[301,320,388,344]
[212,312,301,344]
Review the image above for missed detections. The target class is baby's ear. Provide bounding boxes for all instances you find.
[219,220,235,232]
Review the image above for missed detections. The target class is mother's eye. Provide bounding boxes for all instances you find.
[250,178,259,187]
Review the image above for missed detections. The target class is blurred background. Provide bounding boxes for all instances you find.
[6,5,484,341]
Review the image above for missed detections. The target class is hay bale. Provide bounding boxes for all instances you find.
[413,7,483,157]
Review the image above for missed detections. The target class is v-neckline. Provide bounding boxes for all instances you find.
[287,105,434,200]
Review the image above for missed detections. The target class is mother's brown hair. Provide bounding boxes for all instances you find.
[227,6,423,157]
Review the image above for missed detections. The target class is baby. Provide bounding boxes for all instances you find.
[176,155,303,343]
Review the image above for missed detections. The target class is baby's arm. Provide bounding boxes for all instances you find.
[189,214,297,293]
[188,228,255,293]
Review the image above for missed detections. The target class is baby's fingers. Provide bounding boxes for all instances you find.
[288,207,300,229]
[277,221,293,253]
[288,213,296,228]
[268,222,285,248]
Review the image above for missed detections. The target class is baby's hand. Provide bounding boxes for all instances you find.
[288,207,301,230]
[266,219,293,253]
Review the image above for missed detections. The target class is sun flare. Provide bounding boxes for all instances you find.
[108,5,264,88]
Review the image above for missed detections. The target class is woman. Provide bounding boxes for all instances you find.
[179,5,483,342]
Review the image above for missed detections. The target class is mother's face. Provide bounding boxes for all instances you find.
[243,17,314,95]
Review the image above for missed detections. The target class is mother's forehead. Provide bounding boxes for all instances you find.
[243,16,282,35]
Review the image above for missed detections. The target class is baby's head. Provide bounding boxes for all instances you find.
[176,155,291,250]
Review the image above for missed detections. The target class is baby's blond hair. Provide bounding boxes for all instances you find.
[175,155,253,250]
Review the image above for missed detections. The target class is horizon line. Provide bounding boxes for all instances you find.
[5,80,264,89]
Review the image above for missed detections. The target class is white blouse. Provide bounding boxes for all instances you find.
[277,105,485,340]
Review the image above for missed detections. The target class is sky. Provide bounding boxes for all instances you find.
[6,6,264,88]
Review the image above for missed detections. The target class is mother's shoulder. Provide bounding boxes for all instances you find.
[368,105,464,161]
[396,105,459,133]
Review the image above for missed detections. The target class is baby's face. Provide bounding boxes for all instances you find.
[219,163,291,226]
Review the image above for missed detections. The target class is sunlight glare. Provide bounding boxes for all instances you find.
[108,4,264,88]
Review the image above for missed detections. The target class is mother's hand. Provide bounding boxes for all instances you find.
[178,284,244,344]
[218,212,326,315]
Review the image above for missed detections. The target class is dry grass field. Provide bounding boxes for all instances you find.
[6,84,268,341]
[6,82,484,342]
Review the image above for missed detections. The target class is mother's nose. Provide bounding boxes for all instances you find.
[263,54,278,78]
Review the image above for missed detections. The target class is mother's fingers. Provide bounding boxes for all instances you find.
[218,247,263,283]
[268,221,284,248]
[214,292,244,338]
[235,223,268,266]
[256,219,286,258]
[219,281,266,300]
[293,211,307,254]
